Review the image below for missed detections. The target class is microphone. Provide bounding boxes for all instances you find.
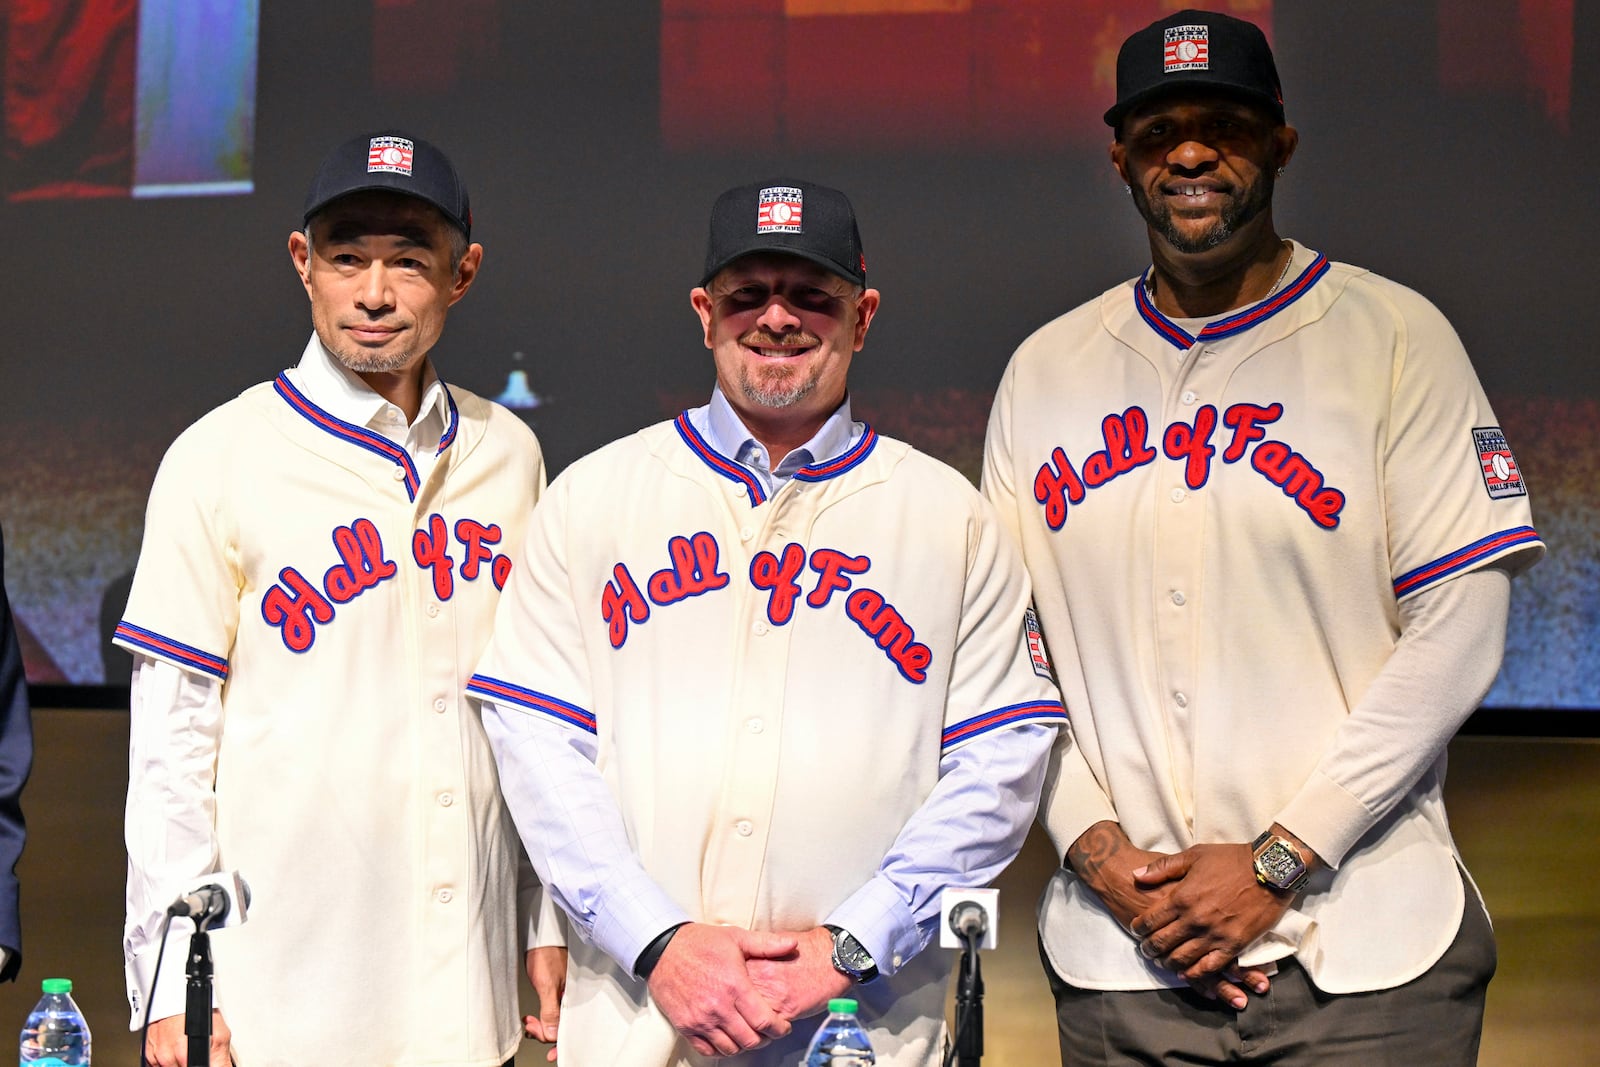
[166,871,251,930]
[948,900,989,942]
[937,887,998,950]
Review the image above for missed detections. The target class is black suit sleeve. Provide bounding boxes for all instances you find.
[0,526,34,980]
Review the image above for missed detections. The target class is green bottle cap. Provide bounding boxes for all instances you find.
[827,998,858,1014]
[41,978,72,994]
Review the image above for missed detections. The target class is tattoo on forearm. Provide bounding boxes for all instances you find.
[1067,821,1125,883]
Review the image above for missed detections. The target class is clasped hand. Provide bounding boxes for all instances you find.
[647,923,852,1058]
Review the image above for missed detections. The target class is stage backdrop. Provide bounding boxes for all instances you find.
[2,0,1594,714]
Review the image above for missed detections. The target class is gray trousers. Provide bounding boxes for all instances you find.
[1042,870,1495,1066]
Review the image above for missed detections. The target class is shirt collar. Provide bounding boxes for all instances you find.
[705,385,857,473]
[294,333,449,439]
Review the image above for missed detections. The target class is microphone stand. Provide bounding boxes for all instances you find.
[954,928,985,1067]
[184,910,222,1063]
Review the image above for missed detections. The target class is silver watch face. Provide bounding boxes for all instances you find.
[831,930,874,977]
[1257,841,1305,888]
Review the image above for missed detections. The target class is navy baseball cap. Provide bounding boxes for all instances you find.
[302,131,472,238]
[1104,9,1284,130]
[700,179,866,288]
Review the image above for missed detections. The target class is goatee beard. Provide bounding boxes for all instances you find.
[1132,171,1274,254]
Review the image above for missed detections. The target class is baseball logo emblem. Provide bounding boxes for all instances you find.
[1175,40,1200,62]
[757,186,804,234]
[366,136,415,176]
[1163,25,1210,72]
[1472,427,1527,499]
[1490,453,1512,481]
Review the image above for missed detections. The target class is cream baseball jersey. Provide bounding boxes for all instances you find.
[471,416,1064,1067]
[983,243,1543,993]
[115,361,545,1066]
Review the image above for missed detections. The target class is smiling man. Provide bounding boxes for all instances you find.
[981,11,1544,1066]
[118,131,564,1067]
[469,179,1067,1066]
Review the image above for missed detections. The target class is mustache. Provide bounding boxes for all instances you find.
[742,329,820,348]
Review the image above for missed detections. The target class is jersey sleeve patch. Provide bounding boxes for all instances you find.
[941,700,1067,751]
[466,674,597,734]
[1024,607,1053,679]
[1472,426,1528,499]
[112,621,230,680]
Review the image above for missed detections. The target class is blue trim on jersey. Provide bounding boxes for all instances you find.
[274,373,459,502]
[1392,526,1542,598]
[674,413,767,506]
[113,621,229,679]
[794,426,878,481]
[941,700,1067,750]
[1136,253,1331,350]
[466,675,598,733]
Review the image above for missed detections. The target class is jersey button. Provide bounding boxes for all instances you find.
[1170,591,1186,606]
[1173,692,1189,708]
[433,698,447,713]
[438,792,454,807]
[1169,488,1186,503]
[752,621,769,636]
[1181,390,1198,405]
[436,888,454,903]
[735,820,754,837]
[426,603,441,618]
[746,718,764,734]
[740,526,755,542]
[392,466,406,481]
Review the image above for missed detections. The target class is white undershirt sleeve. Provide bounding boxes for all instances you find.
[124,653,225,1029]
[1275,566,1511,867]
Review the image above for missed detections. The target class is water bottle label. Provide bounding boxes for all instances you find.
[26,1059,72,1066]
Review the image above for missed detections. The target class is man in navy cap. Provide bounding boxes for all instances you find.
[983,9,1542,1065]
[119,131,565,1066]
[470,179,1066,1066]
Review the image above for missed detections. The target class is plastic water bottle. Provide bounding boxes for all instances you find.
[803,997,875,1066]
[19,978,91,1066]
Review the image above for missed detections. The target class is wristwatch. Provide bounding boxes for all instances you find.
[1251,831,1310,893]
[825,925,879,983]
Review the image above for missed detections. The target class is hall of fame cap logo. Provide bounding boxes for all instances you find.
[367,136,415,176]
[1164,25,1210,73]
[1473,426,1527,499]
[757,186,803,233]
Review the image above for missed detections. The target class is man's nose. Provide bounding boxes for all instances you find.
[356,264,394,311]
[755,298,801,332]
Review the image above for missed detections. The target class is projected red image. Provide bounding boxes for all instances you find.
[661,0,1573,151]
[3,0,258,201]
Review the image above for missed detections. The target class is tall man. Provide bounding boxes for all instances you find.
[982,11,1544,1065]
[471,179,1067,1066]
[118,131,564,1067]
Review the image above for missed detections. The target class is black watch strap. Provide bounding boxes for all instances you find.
[634,921,688,979]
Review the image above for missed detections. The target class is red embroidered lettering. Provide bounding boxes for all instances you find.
[1033,447,1087,530]
[492,555,513,590]
[412,514,455,600]
[750,543,807,624]
[647,532,730,604]
[1251,442,1345,528]
[807,548,869,609]
[262,567,335,652]
[844,588,932,683]
[601,563,649,648]
[454,518,502,581]
[323,519,396,602]
[1221,402,1283,462]
[1163,405,1219,488]
[1083,409,1157,486]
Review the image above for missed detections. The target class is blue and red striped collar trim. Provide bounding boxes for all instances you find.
[1135,252,1331,350]
[673,411,879,507]
[273,372,458,503]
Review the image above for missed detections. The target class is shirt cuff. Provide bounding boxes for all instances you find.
[825,873,924,978]
[125,921,194,1030]
[587,870,693,978]
[1273,768,1376,869]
